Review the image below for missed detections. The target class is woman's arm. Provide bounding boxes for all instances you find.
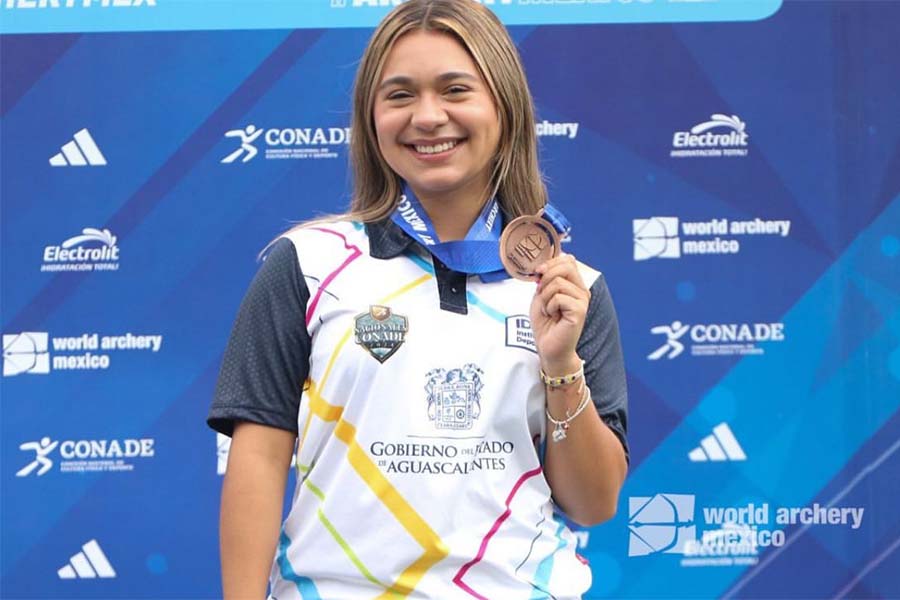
[220,422,296,599]
[531,255,628,526]
[542,369,627,526]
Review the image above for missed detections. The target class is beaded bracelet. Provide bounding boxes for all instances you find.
[546,382,591,443]
[540,360,585,388]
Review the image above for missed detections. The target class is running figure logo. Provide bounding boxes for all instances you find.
[17,437,58,477]
[648,321,690,360]
[221,125,263,163]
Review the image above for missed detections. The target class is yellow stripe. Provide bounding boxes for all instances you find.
[335,420,449,593]
[297,274,432,458]
[294,273,445,595]
[302,480,389,590]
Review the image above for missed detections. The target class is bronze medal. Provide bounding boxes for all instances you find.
[499,212,560,281]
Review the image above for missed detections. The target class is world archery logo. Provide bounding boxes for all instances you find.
[424,364,484,431]
[354,305,408,363]
[628,493,696,557]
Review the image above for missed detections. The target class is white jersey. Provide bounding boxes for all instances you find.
[209,219,629,599]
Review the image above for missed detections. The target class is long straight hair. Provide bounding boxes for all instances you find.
[347,0,547,225]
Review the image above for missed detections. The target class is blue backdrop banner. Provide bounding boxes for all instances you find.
[2,0,899,598]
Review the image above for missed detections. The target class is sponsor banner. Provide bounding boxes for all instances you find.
[41,228,120,273]
[647,321,785,360]
[628,493,865,568]
[49,128,107,167]
[633,216,792,261]
[688,422,747,462]
[670,114,750,158]
[220,125,350,164]
[57,539,116,580]
[1,0,783,34]
[3,331,163,376]
[15,436,155,477]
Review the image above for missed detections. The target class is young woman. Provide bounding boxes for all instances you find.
[208,1,628,598]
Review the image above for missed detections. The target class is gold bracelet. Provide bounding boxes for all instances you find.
[540,360,585,388]
[546,382,591,442]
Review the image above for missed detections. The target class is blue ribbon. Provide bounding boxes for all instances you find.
[390,185,571,282]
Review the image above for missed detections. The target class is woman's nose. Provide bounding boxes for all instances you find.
[410,93,449,131]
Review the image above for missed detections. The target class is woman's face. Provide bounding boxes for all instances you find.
[373,30,501,207]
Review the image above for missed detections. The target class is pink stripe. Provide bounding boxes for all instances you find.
[304,227,362,326]
[453,466,543,599]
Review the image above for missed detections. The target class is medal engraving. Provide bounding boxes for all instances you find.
[499,212,560,281]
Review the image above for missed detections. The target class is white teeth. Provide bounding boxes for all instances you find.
[414,140,457,154]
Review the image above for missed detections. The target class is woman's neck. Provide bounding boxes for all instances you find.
[412,184,491,242]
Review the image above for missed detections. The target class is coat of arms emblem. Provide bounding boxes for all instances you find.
[424,364,484,430]
[354,305,408,363]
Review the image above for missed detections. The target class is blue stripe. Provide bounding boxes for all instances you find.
[529,519,568,599]
[277,530,321,599]
[405,251,434,275]
[466,291,506,324]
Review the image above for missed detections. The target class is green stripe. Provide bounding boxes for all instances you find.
[303,479,388,590]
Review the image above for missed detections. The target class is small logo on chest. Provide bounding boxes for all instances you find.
[505,315,536,353]
[425,364,484,430]
[354,305,408,363]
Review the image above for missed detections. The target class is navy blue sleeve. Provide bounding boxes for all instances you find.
[207,238,311,437]
[578,273,630,463]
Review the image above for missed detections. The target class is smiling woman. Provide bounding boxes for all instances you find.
[208,1,629,599]
[372,30,501,240]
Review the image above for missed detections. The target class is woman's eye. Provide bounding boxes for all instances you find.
[386,90,412,100]
[446,85,469,95]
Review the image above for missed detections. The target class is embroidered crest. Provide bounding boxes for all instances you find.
[424,364,484,430]
[354,305,408,363]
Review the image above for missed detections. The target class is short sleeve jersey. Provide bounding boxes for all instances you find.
[209,219,628,599]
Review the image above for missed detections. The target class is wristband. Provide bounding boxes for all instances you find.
[540,360,584,388]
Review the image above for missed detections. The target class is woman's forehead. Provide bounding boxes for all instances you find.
[379,30,481,81]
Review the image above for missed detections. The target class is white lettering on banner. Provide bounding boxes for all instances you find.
[535,121,579,139]
[673,130,748,148]
[221,125,350,163]
[671,114,749,159]
[647,321,786,360]
[690,323,784,344]
[264,127,350,147]
[59,439,154,459]
[629,494,867,569]
[41,228,120,272]
[50,333,163,353]
[3,330,163,376]
[16,437,156,477]
[5,0,155,7]
[633,216,792,260]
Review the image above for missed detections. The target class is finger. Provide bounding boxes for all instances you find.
[546,292,589,320]
[539,277,590,306]
[537,256,586,291]
[535,252,577,277]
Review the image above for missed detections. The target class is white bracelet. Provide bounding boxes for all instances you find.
[545,382,591,443]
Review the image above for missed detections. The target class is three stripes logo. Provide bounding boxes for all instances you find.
[57,539,116,580]
[688,422,747,462]
[49,129,107,167]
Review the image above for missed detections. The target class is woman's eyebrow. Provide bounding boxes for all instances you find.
[378,71,478,90]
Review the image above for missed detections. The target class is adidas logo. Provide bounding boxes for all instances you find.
[688,422,747,462]
[49,129,107,167]
[57,539,116,579]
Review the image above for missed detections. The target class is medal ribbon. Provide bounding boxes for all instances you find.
[390,185,571,282]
